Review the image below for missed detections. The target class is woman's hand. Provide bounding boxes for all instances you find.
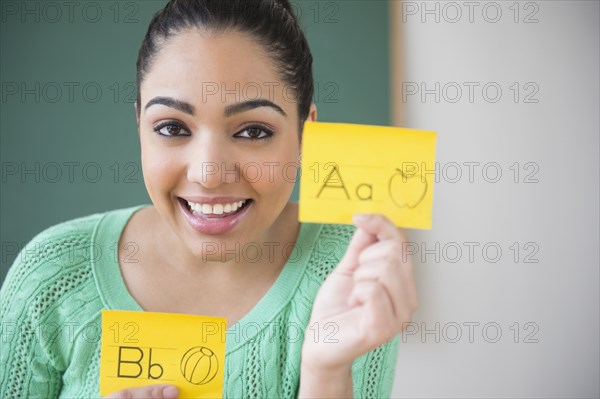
[103,384,179,399]
[301,214,418,372]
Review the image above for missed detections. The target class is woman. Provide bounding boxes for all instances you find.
[0,0,417,397]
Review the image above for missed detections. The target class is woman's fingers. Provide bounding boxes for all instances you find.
[347,281,397,344]
[339,213,403,277]
[350,260,413,316]
[339,214,418,345]
[351,259,402,314]
[352,214,402,241]
[104,384,179,399]
[347,217,418,328]
[354,259,417,313]
[334,227,377,276]
[357,239,407,267]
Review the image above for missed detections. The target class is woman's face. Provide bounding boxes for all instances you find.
[136,29,312,260]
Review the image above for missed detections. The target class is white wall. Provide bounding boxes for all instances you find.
[391,1,599,397]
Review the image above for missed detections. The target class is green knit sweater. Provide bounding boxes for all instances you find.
[0,205,399,398]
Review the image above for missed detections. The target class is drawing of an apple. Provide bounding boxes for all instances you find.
[388,168,428,209]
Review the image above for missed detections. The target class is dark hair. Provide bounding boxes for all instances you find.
[135,0,314,133]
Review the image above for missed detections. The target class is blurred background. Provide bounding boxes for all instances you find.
[1,0,598,397]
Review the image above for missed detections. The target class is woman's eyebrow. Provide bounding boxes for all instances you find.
[224,99,287,118]
[144,96,195,115]
[144,97,286,118]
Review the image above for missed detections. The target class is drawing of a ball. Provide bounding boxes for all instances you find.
[180,346,219,385]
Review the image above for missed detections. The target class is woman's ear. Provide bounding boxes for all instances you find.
[306,103,317,122]
[299,103,317,145]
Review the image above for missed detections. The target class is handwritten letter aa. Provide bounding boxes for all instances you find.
[299,122,437,229]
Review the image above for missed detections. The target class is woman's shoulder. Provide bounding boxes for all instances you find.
[26,209,106,246]
[29,205,144,244]
[12,206,142,262]
[1,205,145,293]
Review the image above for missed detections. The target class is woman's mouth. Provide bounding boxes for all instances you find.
[177,197,253,235]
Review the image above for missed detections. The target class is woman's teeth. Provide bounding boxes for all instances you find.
[186,199,247,216]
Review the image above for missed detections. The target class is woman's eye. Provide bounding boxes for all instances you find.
[154,122,189,137]
[235,126,273,140]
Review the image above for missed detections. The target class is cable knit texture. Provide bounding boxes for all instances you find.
[1,205,399,398]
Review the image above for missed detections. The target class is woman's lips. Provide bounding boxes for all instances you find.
[177,197,253,235]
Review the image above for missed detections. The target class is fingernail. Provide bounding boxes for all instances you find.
[162,386,179,399]
[353,214,369,223]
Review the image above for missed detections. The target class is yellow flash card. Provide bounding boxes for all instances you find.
[100,310,226,398]
[299,122,437,229]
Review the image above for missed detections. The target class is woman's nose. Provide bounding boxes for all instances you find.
[186,137,240,189]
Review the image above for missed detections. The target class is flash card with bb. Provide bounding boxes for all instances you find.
[99,310,227,398]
